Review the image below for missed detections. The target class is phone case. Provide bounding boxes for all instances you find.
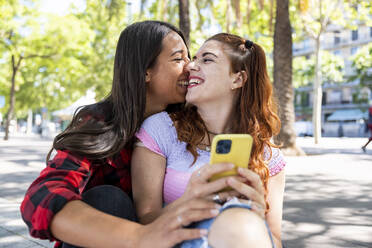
[209,134,253,182]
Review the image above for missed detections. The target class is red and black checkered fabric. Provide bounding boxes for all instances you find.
[20,148,132,247]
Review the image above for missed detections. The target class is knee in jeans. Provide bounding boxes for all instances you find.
[208,208,271,248]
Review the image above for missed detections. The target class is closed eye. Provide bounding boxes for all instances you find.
[203,58,214,63]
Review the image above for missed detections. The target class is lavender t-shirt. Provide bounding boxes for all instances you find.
[135,111,286,204]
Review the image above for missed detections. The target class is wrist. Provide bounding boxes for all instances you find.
[131,223,149,248]
[115,219,143,248]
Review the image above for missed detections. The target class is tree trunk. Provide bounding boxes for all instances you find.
[232,0,242,28]
[178,0,190,46]
[4,55,20,140]
[312,36,322,144]
[27,109,33,134]
[273,0,304,155]
[226,0,232,33]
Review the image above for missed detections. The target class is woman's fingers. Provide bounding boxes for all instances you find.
[142,208,210,248]
[238,199,265,219]
[226,177,266,207]
[191,163,234,182]
[178,198,221,211]
[171,208,220,228]
[194,177,229,197]
[236,167,265,195]
[192,175,246,198]
[168,229,208,247]
[206,190,240,203]
[168,205,220,229]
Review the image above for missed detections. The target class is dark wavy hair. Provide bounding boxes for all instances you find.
[170,33,281,212]
[47,21,187,161]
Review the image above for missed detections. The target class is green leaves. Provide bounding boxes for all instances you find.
[293,51,344,87]
[350,43,372,87]
[0,0,370,121]
[0,0,130,119]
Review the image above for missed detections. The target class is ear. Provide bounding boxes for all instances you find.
[231,71,247,90]
[145,70,151,83]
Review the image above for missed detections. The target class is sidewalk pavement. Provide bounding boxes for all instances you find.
[0,132,371,248]
[0,133,54,248]
[282,137,372,248]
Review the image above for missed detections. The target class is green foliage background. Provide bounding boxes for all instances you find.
[0,0,371,120]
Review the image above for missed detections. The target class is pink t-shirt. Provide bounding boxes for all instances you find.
[136,112,286,204]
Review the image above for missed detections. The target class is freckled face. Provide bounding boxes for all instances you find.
[146,31,190,105]
[185,40,235,106]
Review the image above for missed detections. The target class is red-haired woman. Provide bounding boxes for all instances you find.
[132,33,286,248]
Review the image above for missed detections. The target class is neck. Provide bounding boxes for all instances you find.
[145,93,167,118]
[196,100,235,134]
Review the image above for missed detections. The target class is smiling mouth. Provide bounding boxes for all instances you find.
[177,80,189,87]
[188,77,204,88]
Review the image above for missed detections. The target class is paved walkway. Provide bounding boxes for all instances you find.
[0,133,54,248]
[0,133,371,247]
[282,138,372,248]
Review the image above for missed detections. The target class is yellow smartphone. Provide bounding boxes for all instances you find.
[209,134,253,182]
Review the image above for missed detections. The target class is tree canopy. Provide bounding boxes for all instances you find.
[0,0,370,121]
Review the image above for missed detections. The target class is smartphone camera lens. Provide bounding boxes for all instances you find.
[216,140,232,154]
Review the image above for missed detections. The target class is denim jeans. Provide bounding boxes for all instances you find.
[61,185,136,248]
[179,197,276,248]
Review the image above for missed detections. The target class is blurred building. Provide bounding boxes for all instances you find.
[293,24,372,137]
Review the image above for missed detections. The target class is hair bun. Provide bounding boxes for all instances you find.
[244,40,253,49]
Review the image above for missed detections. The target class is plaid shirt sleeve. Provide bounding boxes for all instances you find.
[20,150,92,241]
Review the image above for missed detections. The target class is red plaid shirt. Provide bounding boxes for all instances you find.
[20,148,132,247]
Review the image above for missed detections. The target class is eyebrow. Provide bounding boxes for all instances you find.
[192,52,218,60]
[170,50,184,57]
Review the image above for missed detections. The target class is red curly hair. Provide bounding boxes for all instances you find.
[170,33,281,212]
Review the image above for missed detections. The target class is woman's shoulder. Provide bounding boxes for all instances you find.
[136,112,177,156]
[143,111,170,121]
[141,111,174,130]
[263,145,286,177]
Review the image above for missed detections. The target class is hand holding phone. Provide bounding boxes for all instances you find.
[209,134,253,182]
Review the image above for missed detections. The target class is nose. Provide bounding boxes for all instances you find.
[185,60,199,72]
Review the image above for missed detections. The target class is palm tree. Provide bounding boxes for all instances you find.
[273,0,304,155]
[178,0,190,46]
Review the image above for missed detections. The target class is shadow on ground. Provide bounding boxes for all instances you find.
[0,172,42,202]
[282,173,372,248]
[0,205,53,248]
[302,147,371,156]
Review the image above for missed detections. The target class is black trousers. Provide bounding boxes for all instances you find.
[61,185,137,248]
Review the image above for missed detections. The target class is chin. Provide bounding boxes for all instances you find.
[185,96,193,104]
[186,92,199,103]
[171,96,186,105]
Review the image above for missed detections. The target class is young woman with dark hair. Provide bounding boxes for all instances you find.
[132,33,286,247]
[21,21,235,248]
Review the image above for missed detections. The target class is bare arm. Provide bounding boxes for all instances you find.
[49,148,214,248]
[131,145,240,225]
[266,169,286,248]
[225,167,285,248]
[50,200,140,248]
[51,197,214,248]
[131,146,167,224]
